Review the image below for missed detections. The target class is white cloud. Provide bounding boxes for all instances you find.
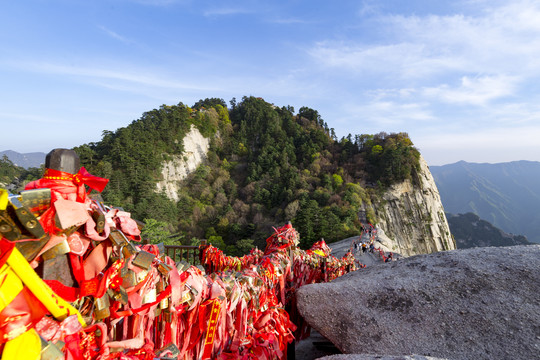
[422,75,518,106]
[11,60,220,93]
[267,17,312,24]
[308,0,540,81]
[98,25,133,44]
[0,112,64,124]
[334,99,435,131]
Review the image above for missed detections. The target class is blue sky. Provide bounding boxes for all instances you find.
[1,0,539,165]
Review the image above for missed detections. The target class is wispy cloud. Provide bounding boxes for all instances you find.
[308,0,540,81]
[0,112,64,124]
[130,0,188,6]
[267,17,313,25]
[203,7,253,17]
[97,25,133,44]
[13,61,220,92]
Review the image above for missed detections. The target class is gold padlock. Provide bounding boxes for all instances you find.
[109,229,129,247]
[91,208,106,234]
[142,288,157,304]
[40,336,65,360]
[162,308,172,323]
[176,261,190,272]
[156,343,180,358]
[180,290,192,305]
[157,261,173,277]
[160,297,169,310]
[121,268,138,288]
[94,294,111,321]
[41,239,71,261]
[122,242,138,259]
[156,278,165,293]
[20,188,51,217]
[107,287,128,305]
[132,250,155,270]
[137,269,149,283]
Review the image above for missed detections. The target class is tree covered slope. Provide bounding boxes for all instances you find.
[72,97,420,252]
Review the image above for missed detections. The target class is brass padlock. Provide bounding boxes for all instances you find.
[132,250,155,270]
[162,308,173,323]
[94,294,111,321]
[176,260,190,272]
[41,252,77,287]
[121,269,138,288]
[180,290,192,305]
[160,297,169,310]
[109,229,129,247]
[157,261,173,277]
[40,336,65,360]
[156,278,166,293]
[41,239,71,261]
[122,242,138,259]
[1,196,46,241]
[156,343,180,358]
[91,208,106,234]
[0,209,22,241]
[107,287,128,305]
[20,188,51,217]
[136,269,149,283]
[142,288,156,304]
[10,195,46,239]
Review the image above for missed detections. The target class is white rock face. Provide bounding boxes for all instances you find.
[156,125,210,201]
[374,155,455,256]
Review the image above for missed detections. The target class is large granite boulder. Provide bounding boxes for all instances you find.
[297,245,540,360]
[319,356,444,360]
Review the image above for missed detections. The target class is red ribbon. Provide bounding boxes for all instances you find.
[43,167,109,193]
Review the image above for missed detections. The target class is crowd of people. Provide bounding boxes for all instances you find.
[353,225,396,264]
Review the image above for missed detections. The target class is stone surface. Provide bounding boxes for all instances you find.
[155,125,210,201]
[297,245,540,360]
[373,156,455,256]
[318,355,444,360]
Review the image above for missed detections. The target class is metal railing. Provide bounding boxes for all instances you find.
[164,240,207,265]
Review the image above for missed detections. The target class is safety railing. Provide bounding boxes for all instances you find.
[164,240,207,265]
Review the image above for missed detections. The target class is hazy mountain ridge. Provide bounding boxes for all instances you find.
[1,150,46,169]
[431,160,540,243]
[447,212,532,248]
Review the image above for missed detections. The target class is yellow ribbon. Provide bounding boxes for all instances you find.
[313,249,326,257]
[0,189,8,211]
[2,328,41,360]
[5,246,86,327]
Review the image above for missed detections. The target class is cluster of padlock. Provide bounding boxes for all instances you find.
[0,149,358,359]
[200,225,358,343]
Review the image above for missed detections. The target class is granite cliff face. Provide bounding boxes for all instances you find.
[156,125,210,201]
[371,156,455,256]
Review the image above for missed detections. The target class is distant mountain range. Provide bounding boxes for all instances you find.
[1,150,45,169]
[431,160,540,244]
[447,212,532,248]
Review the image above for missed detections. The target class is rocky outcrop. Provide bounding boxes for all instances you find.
[373,156,455,256]
[319,356,445,360]
[297,245,540,360]
[156,125,210,201]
